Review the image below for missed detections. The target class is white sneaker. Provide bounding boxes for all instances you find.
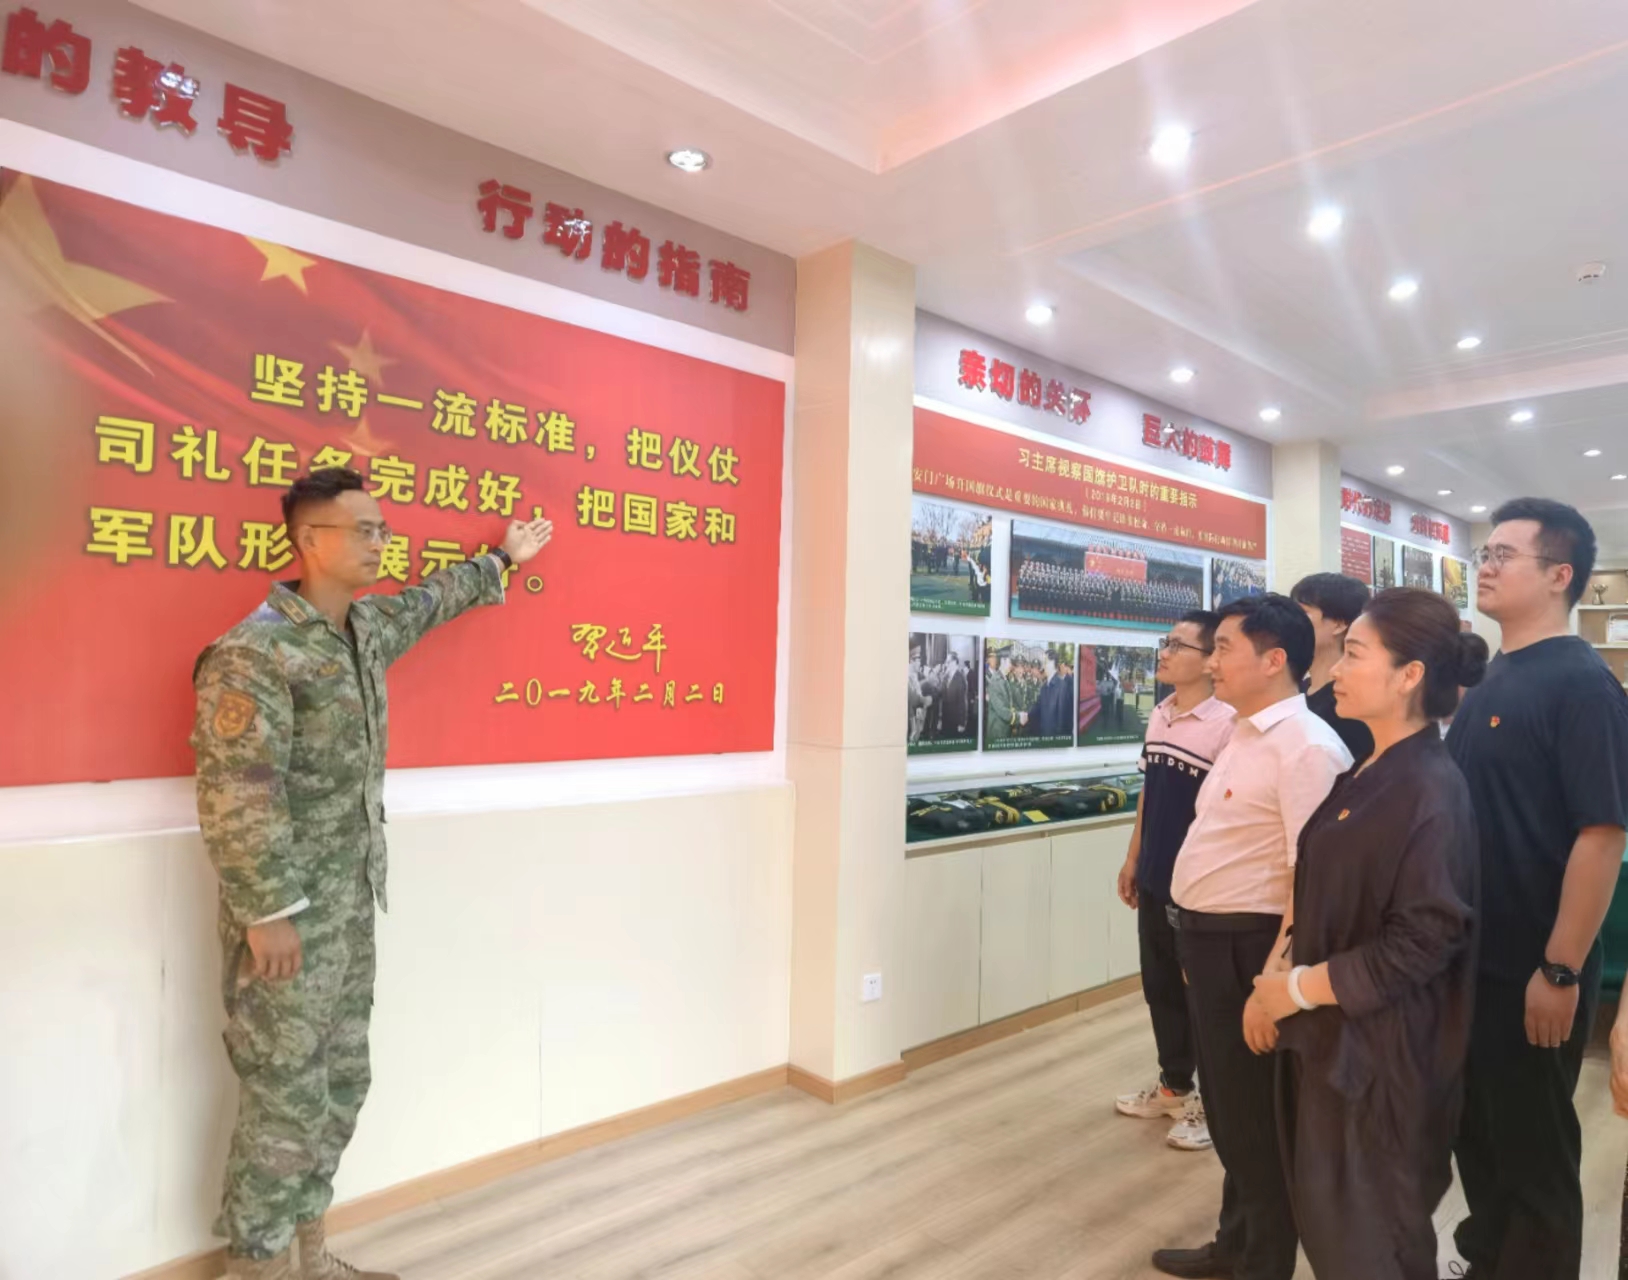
[1115,1082,1190,1119]
[1166,1092,1213,1150]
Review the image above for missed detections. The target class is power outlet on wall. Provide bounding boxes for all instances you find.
[861,972,884,1003]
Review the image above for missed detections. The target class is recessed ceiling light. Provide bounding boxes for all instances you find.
[1386,464,1406,476]
[1306,206,1344,241]
[1438,489,1453,496]
[666,148,711,173]
[1456,335,1482,350]
[1169,366,1195,384]
[1258,406,1282,423]
[1149,125,1193,166]
[1584,448,1603,458]
[1388,277,1419,301]
[1509,409,1534,424]
[1614,474,1627,481]
[1025,303,1054,326]
[1470,504,1487,513]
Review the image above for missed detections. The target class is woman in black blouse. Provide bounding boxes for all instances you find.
[1245,587,1488,1279]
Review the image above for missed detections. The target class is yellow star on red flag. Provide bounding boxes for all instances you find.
[344,416,392,460]
[333,328,396,384]
[0,174,168,369]
[247,236,318,294]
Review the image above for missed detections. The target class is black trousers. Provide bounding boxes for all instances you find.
[1177,912,1297,1280]
[1138,899,1195,1092]
[1453,954,1601,1280]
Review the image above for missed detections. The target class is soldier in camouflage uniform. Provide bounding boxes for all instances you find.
[193,468,552,1280]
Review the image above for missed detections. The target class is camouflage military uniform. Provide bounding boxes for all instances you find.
[192,556,506,1260]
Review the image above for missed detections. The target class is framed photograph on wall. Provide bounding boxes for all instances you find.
[1340,527,1374,584]
[907,633,981,755]
[910,498,992,616]
[1079,644,1160,746]
[1373,535,1399,590]
[983,638,1077,750]
[1402,545,1434,591]
[1441,556,1470,609]
[1009,521,1204,632]
[1210,557,1268,610]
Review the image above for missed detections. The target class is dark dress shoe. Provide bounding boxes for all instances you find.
[1151,1244,1236,1278]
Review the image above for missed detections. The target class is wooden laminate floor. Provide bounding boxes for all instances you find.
[332,994,1628,1279]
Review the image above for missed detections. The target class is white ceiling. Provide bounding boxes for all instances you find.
[137,0,1628,556]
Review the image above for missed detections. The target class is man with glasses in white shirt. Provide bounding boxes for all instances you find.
[1152,595,1352,1280]
[1116,611,1235,1152]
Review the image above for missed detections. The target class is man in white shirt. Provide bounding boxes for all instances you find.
[1152,594,1352,1280]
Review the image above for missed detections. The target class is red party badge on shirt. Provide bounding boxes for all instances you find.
[1337,809,1350,820]
[1490,716,1501,728]
[1224,789,1233,800]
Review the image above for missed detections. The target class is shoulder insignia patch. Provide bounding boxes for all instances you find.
[213,690,258,740]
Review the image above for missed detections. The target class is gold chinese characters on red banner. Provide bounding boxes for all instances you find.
[913,406,1266,558]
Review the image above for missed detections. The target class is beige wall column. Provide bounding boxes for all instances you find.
[786,242,916,1087]
[1271,440,1343,592]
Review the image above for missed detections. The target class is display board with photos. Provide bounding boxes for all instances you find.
[907,405,1273,768]
[911,497,994,616]
[1211,556,1268,610]
[907,633,981,756]
[1442,556,1470,609]
[1009,522,1204,632]
[983,638,1077,751]
[1373,535,1399,590]
[1342,525,1470,615]
[1402,545,1436,591]
[1079,644,1166,746]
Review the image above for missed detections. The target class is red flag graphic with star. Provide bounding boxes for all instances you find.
[0,171,784,785]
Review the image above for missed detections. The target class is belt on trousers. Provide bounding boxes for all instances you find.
[1168,906,1283,933]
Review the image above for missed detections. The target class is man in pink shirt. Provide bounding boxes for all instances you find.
[1152,595,1351,1280]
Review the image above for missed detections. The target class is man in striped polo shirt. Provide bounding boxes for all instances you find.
[1115,609,1236,1150]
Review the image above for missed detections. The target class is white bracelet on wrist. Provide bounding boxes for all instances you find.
[1287,965,1317,1012]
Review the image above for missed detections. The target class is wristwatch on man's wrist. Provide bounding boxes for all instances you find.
[490,547,514,570]
[1540,960,1581,988]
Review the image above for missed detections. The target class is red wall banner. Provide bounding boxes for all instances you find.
[913,406,1266,558]
[0,172,785,786]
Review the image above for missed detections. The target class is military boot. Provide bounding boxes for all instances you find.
[295,1219,399,1280]
[224,1247,296,1279]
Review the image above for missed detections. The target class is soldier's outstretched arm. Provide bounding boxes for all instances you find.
[368,516,552,666]
[192,644,302,924]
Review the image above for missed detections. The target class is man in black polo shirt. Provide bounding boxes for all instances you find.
[1115,610,1235,1151]
[1290,571,1374,764]
[1448,497,1628,1280]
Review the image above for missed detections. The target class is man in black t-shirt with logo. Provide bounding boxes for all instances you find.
[1448,497,1628,1280]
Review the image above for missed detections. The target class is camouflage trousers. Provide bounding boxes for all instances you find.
[215,895,376,1260]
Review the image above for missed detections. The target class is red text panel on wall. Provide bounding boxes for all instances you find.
[913,406,1266,558]
[0,172,785,786]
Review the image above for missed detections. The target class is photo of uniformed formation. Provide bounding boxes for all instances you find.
[911,498,993,617]
[983,638,1077,751]
[1442,556,1470,609]
[908,633,981,755]
[1373,535,1399,590]
[1078,645,1160,746]
[1402,545,1435,591]
[1210,556,1268,610]
[1008,521,1204,632]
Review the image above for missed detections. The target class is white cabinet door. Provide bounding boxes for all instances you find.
[902,848,984,1048]
[979,837,1053,1024]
